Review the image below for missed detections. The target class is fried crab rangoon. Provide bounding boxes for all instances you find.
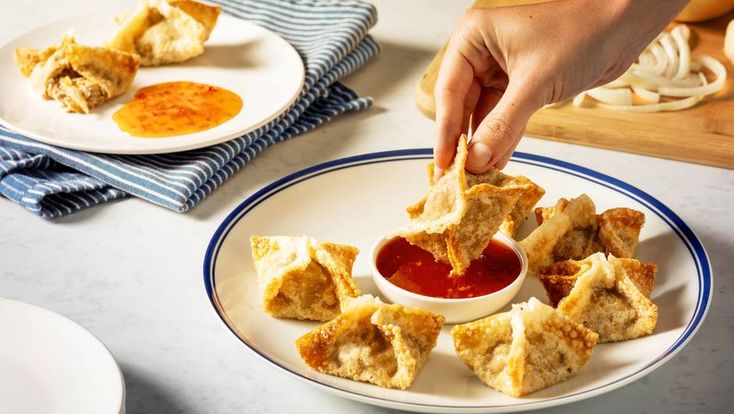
[108,0,220,66]
[549,253,658,343]
[519,194,645,274]
[14,34,139,113]
[397,135,544,276]
[539,255,657,307]
[296,295,445,389]
[452,297,598,397]
[250,235,360,322]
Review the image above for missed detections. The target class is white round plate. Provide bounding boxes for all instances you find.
[203,150,712,413]
[0,298,125,414]
[0,12,304,154]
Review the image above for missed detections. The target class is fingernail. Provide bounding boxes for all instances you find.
[433,167,444,182]
[466,142,493,171]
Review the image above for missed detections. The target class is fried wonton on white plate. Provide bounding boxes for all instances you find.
[452,297,598,397]
[295,295,445,389]
[14,33,139,113]
[396,135,544,275]
[519,194,645,274]
[249,235,359,322]
[108,0,221,66]
[555,253,658,343]
[539,255,657,307]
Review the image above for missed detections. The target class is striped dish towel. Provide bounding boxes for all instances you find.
[0,0,379,219]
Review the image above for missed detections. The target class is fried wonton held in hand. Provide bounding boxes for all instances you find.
[250,235,360,322]
[296,295,445,389]
[520,194,645,274]
[555,253,658,343]
[452,297,597,397]
[108,0,220,66]
[397,135,544,276]
[539,256,657,307]
[465,168,545,238]
[14,34,139,113]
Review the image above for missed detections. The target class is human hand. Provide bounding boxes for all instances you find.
[433,0,688,175]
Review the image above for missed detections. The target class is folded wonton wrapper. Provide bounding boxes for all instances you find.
[520,194,645,274]
[452,297,598,397]
[539,256,657,307]
[397,135,544,275]
[14,34,139,113]
[555,253,658,343]
[464,165,545,238]
[108,0,220,66]
[296,295,445,389]
[250,235,360,321]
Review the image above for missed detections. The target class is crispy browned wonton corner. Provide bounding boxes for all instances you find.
[108,0,221,66]
[14,33,139,113]
[397,135,544,275]
[539,256,657,307]
[250,235,360,322]
[556,253,658,343]
[295,295,445,389]
[452,297,597,397]
[520,194,645,274]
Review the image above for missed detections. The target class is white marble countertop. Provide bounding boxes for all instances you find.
[1,0,732,413]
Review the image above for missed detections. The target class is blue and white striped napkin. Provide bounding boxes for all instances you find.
[0,0,379,218]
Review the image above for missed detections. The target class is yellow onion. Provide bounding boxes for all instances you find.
[675,0,734,23]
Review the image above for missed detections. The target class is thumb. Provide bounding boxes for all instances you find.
[466,80,540,173]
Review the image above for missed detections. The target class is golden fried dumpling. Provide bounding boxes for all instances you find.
[14,34,139,113]
[250,235,359,322]
[296,295,445,389]
[597,208,646,258]
[556,253,658,343]
[108,0,220,66]
[539,256,657,307]
[517,200,574,275]
[452,297,598,397]
[14,44,59,78]
[397,135,544,275]
[520,194,645,274]
[462,166,545,238]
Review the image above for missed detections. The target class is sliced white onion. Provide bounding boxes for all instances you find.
[659,33,679,79]
[631,86,660,103]
[650,44,669,75]
[587,87,632,106]
[572,92,586,107]
[624,67,700,88]
[658,55,726,97]
[679,24,691,40]
[598,95,703,112]
[639,50,655,68]
[671,25,691,80]
[567,24,726,113]
[603,79,629,88]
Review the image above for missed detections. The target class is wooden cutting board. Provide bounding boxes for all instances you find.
[416,2,734,169]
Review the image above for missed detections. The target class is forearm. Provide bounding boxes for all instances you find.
[591,0,690,50]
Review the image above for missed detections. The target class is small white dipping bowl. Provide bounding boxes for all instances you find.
[370,232,528,324]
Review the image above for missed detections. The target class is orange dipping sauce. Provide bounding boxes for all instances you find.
[113,81,242,138]
[375,237,521,299]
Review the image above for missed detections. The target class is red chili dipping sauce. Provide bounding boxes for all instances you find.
[375,237,521,299]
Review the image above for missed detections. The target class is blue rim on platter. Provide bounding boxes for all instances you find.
[202,149,712,411]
